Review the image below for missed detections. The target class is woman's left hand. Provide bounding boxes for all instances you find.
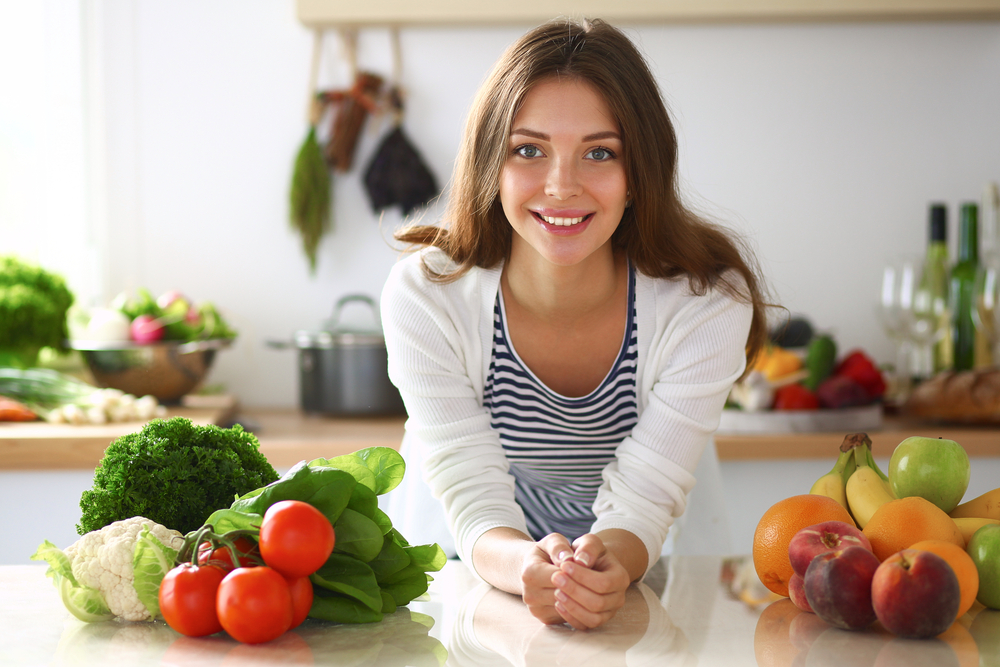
[550,533,632,630]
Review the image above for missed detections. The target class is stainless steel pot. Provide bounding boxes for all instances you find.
[270,294,404,416]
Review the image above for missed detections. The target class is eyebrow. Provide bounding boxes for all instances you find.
[510,128,621,142]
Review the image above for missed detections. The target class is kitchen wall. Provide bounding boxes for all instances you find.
[19,2,1000,407]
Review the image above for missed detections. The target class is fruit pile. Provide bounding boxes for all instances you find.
[753,432,1000,639]
[729,335,885,412]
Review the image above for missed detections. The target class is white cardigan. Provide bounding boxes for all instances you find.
[380,248,752,575]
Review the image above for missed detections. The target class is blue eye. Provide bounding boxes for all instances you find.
[588,147,615,161]
[514,144,542,158]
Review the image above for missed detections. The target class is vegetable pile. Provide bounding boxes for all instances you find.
[77,417,280,535]
[0,255,74,368]
[0,367,165,424]
[32,440,447,646]
[75,288,236,344]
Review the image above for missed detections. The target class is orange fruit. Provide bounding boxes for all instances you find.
[863,497,965,561]
[909,539,980,620]
[752,494,855,597]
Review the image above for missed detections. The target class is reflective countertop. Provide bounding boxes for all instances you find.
[3,555,994,666]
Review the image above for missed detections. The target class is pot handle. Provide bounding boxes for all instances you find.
[326,294,380,332]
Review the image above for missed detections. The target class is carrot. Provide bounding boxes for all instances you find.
[0,396,37,421]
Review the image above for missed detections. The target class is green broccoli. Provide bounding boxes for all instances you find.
[78,417,280,535]
[0,255,75,367]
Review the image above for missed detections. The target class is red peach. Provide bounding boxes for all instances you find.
[804,545,880,631]
[872,549,960,639]
[788,573,813,613]
[789,520,873,578]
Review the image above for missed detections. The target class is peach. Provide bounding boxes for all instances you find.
[871,549,960,639]
[804,545,880,631]
[788,573,813,613]
[789,520,872,578]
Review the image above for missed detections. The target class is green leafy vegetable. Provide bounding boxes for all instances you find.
[31,540,114,622]
[132,524,181,618]
[0,255,74,367]
[78,417,279,535]
[289,125,331,273]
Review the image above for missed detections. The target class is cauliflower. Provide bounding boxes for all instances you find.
[32,517,184,623]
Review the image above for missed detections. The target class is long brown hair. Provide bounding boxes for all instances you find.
[395,18,770,366]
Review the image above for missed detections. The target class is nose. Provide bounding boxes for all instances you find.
[544,157,582,200]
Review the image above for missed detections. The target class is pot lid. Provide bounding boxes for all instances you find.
[294,294,386,348]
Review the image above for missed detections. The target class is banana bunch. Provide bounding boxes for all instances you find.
[950,488,1000,542]
[809,432,895,527]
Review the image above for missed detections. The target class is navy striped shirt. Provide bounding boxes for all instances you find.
[483,265,639,541]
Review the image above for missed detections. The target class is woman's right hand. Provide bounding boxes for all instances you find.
[520,533,577,626]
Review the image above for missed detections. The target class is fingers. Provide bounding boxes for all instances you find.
[550,556,630,629]
[570,533,606,569]
[537,532,576,566]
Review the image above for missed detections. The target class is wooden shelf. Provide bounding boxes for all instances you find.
[296,0,1000,27]
[3,405,997,470]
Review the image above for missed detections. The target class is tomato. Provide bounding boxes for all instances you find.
[216,566,293,644]
[198,536,259,571]
[772,383,820,410]
[259,500,335,578]
[284,575,313,629]
[159,563,226,637]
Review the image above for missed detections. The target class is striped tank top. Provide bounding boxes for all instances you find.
[482,265,639,542]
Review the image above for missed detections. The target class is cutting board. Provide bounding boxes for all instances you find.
[0,395,238,470]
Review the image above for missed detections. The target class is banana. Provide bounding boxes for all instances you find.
[809,437,858,511]
[953,517,1000,544]
[950,488,1000,521]
[846,439,896,528]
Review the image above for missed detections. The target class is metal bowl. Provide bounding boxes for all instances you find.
[69,339,233,403]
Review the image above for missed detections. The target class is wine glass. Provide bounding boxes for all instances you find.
[878,257,932,403]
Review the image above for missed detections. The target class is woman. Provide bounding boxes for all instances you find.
[381,17,769,630]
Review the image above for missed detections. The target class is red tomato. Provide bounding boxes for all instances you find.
[159,563,226,637]
[772,384,820,410]
[217,566,293,644]
[284,575,313,629]
[198,537,259,571]
[259,500,335,578]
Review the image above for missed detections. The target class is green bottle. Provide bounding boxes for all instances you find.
[950,203,989,370]
[914,204,951,374]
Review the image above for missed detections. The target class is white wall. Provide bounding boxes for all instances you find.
[54,3,1000,406]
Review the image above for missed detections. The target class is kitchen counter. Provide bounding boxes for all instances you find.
[4,555,994,666]
[3,404,999,469]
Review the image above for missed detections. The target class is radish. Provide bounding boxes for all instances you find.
[130,315,165,343]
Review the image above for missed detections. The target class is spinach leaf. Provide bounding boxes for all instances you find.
[333,509,384,562]
[372,507,393,535]
[404,543,448,572]
[231,462,356,523]
[369,535,410,583]
[380,567,431,607]
[380,590,397,614]
[356,447,406,495]
[310,455,377,492]
[309,587,384,624]
[346,483,378,519]
[310,553,383,612]
[200,508,261,534]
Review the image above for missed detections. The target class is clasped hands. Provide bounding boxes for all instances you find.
[521,532,632,630]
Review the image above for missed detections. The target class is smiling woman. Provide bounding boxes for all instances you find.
[380,16,772,631]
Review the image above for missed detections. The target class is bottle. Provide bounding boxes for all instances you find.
[950,202,993,370]
[914,203,951,374]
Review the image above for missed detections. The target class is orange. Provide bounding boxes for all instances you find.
[863,496,965,561]
[752,494,855,597]
[909,539,980,620]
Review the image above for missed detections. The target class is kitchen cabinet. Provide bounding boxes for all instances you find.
[296,0,1000,26]
[4,555,995,665]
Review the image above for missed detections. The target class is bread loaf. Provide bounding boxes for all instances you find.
[903,369,1000,423]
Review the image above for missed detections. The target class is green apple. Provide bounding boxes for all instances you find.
[888,436,970,513]
[968,524,1000,610]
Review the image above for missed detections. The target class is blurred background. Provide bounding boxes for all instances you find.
[4,1,998,408]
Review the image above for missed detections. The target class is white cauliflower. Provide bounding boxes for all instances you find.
[63,517,184,621]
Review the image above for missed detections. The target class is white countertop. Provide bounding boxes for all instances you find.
[3,555,994,666]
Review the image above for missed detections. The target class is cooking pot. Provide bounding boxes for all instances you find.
[270,294,404,416]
